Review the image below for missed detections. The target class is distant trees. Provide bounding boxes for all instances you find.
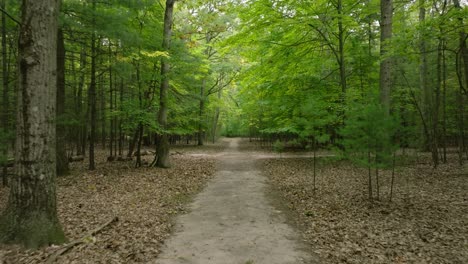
[225,0,467,168]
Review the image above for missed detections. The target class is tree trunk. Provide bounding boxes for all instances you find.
[337,0,347,96]
[1,0,9,187]
[56,28,69,176]
[155,0,175,168]
[0,0,66,248]
[198,79,205,146]
[109,44,114,159]
[419,0,431,151]
[379,0,393,113]
[118,78,123,156]
[212,88,222,143]
[99,75,106,149]
[453,0,467,160]
[88,0,97,170]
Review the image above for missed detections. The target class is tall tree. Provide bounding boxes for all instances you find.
[0,0,66,248]
[88,0,97,170]
[155,0,175,168]
[380,0,393,113]
[1,0,9,186]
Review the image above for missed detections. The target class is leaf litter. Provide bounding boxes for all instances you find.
[0,145,219,264]
[262,154,467,264]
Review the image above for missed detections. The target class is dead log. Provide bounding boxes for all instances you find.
[46,216,119,264]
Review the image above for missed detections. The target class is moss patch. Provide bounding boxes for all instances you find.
[0,210,67,249]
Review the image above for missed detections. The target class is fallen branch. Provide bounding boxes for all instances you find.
[46,216,119,264]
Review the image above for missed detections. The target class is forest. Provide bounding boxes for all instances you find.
[0,0,467,263]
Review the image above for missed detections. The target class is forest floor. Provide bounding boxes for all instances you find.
[260,147,468,263]
[0,142,223,263]
[0,138,467,264]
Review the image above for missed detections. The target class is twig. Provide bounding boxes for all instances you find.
[46,216,119,264]
[0,7,20,25]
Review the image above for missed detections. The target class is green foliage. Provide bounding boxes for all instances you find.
[273,140,284,156]
[339,100,399,169]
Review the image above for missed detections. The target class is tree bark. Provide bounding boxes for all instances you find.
[198,79,205,146]
[379,0,393,113]
[0,0,66,248]
[88,0,97,170]
[56,28,69,176]
[419,0,431,151]
[155,0,175,168]
[1,0,9,186]
[337,0,347,96]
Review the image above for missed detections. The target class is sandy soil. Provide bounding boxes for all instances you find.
[155,138,316,264]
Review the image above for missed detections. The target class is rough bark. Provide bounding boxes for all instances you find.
[379,0,393,113]
[0,0,66,248]
[56,28,69,176]
[155,0,175,168]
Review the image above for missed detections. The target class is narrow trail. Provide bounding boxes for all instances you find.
[155,138,314,264]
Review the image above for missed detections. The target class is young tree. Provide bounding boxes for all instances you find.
[0,0,66,248]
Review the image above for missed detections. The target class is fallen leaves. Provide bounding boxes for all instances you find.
[0,147,217,263]
[262,154,468,264]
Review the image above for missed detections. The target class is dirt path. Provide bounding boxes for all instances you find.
[155,138,314,264]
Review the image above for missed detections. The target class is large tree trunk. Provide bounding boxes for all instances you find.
[379,0,393,113]
[155,0,175,168]
[0,0,66,248]
[56,28,69,176]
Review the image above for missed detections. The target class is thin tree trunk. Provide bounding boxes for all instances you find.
[99,75,106,149]
[88,0,97,170]
[155,0,175,168]
[76,47,87,156]
[198,79,205,146]
[337,0,347,95]
[442,42,447,163]
[0,0,66,248]
[212,88,222,143]
[135,123,143,168]
[109,45,114,160]
[1,0,9,187]
[389,152,396,202]
[368,151,373,202]
[419,0,431,151]
[313,140,317,194]
[118,78,123,156]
